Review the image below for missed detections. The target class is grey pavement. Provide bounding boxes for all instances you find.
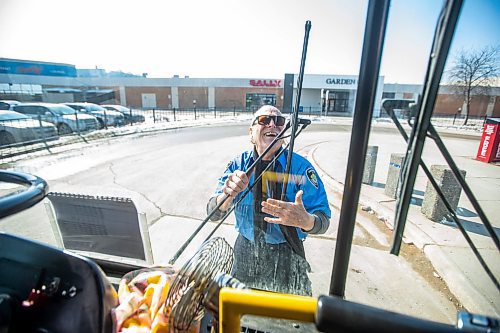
[308,119,500,318]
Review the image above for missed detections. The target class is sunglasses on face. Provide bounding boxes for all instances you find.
[252,115,286,126]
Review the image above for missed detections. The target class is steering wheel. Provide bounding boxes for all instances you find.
[0,170,48,219]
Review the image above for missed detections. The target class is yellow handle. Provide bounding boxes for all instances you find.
[219,288,317,333]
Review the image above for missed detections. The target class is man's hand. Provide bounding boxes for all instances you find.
[223,170,249,198]
[261,190,315,231]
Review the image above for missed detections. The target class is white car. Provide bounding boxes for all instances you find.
[0,110,59,146]
[65,102,125,128]
[101,105,145,124]
[13,103,100,135]
[0,100,21,110]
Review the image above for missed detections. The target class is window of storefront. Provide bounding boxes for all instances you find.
[382,92,395,99]
[246,93,276,109]
[327,91,349,112]
[0,83,43,101]
[0,83,42,95]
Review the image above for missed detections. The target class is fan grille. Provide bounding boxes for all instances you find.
[164,237,234,331]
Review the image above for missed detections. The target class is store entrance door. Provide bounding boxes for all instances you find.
[326,91,349,114]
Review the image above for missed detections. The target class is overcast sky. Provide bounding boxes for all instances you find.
[0,0,498,84]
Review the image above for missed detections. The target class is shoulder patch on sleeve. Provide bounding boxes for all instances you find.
[306,168,319,189]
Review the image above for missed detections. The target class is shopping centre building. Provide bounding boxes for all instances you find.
[1,58,499,117]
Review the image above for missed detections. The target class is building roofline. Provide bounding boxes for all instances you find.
[0,57,76,68]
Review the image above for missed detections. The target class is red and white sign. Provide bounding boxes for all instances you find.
[476,119,500,163]
[249,79,281,87]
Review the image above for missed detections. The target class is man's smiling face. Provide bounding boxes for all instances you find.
[249,106,284,160]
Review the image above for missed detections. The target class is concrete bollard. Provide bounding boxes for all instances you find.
[421,165,466,222]
[363,145,378,185]
[384,153,405,198]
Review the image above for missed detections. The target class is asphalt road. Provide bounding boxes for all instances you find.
[3,123,354,243]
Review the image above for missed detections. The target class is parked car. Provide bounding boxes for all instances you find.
[13,103,99,135]
[0,100,21,110]
[65,102,125,128]
[0,110,59,146]
[101,104,146,124]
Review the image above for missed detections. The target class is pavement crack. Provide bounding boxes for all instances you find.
[150,212,202,225]
[108,162,168,224]
[107,163,233,228]
[138,194,168,225]
[109,162,118,184]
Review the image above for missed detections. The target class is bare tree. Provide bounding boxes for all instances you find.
[447,45,499,125]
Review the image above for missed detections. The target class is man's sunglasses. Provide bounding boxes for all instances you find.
[252,115,286,126]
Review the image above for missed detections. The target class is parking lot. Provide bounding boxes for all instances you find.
[0,101,257,159]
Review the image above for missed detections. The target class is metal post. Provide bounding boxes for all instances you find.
[103,109,108,129]
[173,108,176,121]
[153,109,156,123]
[330,0,390,298]
[75,111,80,135]
[129,108,133,126]
[37,114,46,143]
[193,100,197,120]
[233,106,236,116]
[454,107,461,125]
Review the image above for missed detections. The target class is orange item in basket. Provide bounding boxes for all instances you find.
[114,266,176,333]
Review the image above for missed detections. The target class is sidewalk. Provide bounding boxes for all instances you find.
[309,122,500,318]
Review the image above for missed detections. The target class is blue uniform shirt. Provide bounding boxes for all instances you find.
[214,149,331,244]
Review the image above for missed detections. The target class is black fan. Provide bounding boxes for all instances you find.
[164,237,235,331]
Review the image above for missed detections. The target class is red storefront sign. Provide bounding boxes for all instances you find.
[16,65,42,75]
[476,118,500,163]
[249,79,281,87]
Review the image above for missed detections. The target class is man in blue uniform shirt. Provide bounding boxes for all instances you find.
[207,105,331,296]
